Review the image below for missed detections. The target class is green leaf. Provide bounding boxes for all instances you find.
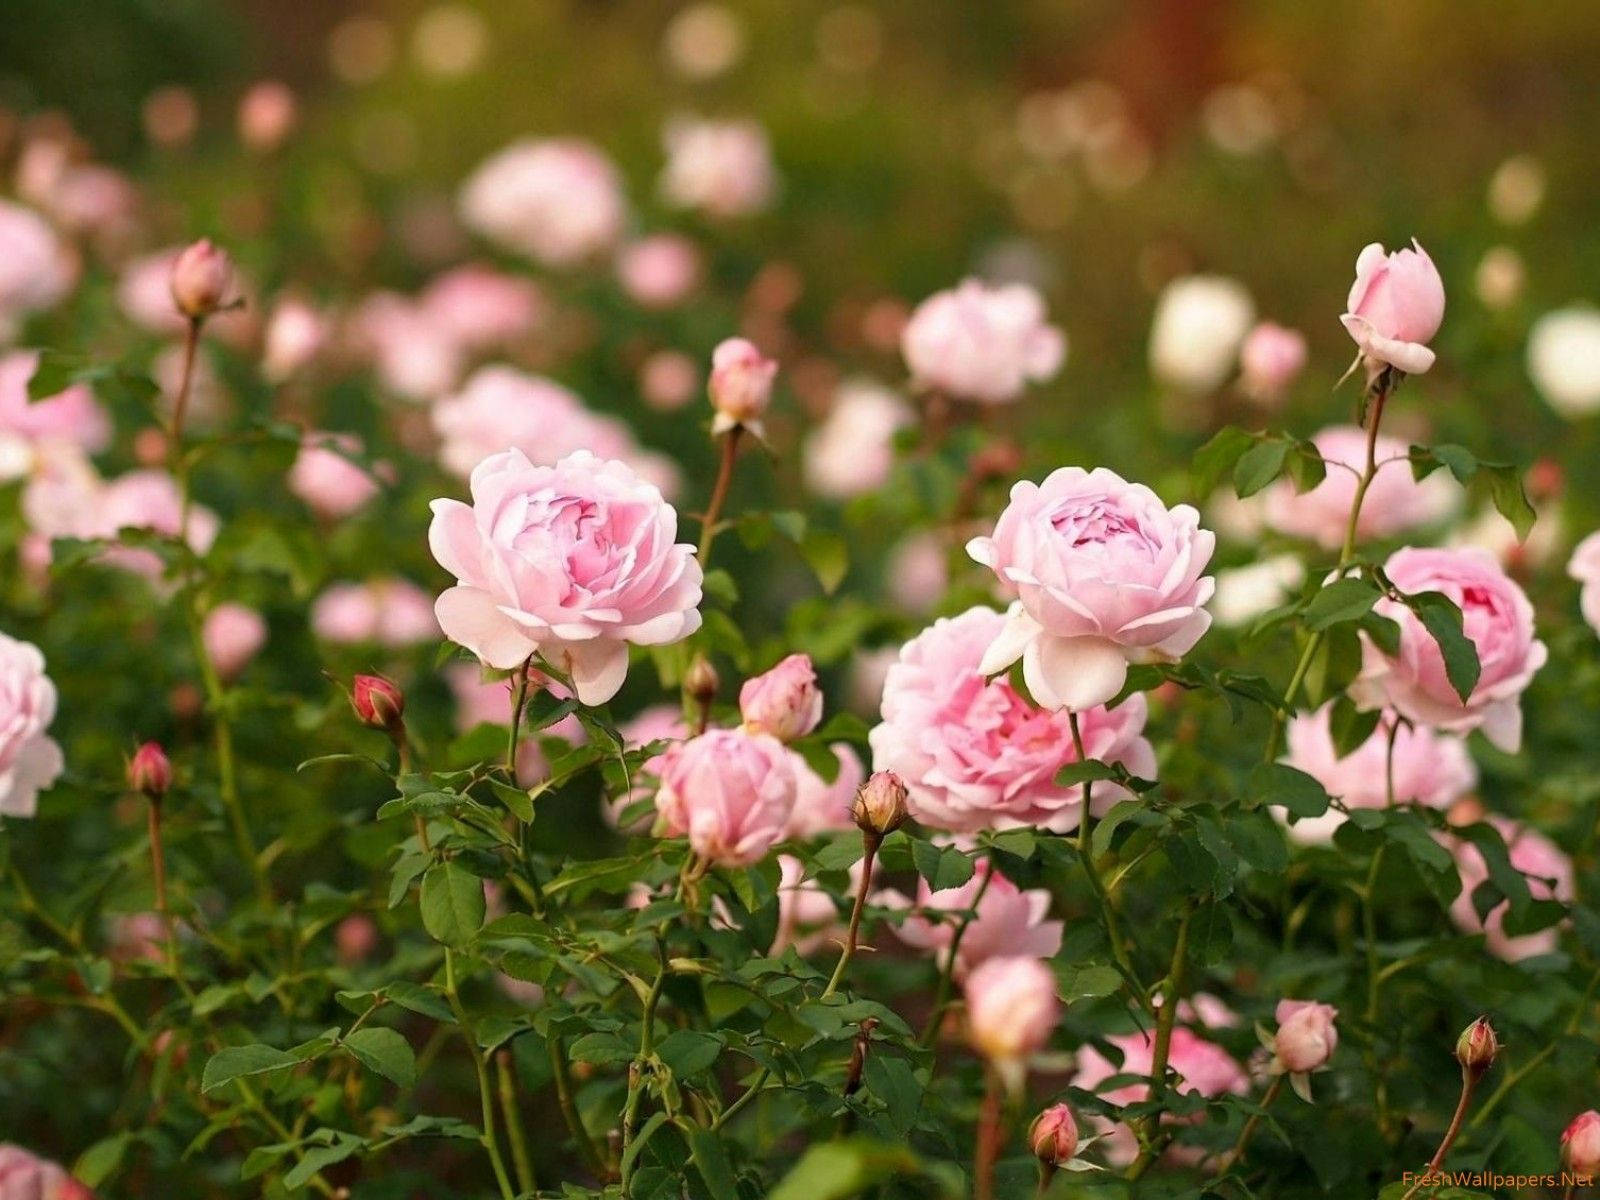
[201,1044,301,1092]
[1286,439,1328,493]
[684,1126,741,1199]
[1233,439,1290,498]
[1248,762,1331,818]
[420,861,486,946]
[283,1136,365,1189]
[1328,697,1382,757]
[1303,577,1381,630]
[767,1139,927,1200]
[486,777,535,823]
[801,529,850,594]
[1192,426,1257,496]
[1410,591,1481,702]
[73,1133,131,1187]
[1227,808,1289,872]
[344,1027,416,1089]
[1053,759,1123,788]
[910,839,974,892]
[1486,464,1536,541]
[657,1029,723,1077]
[384,981,456,1023]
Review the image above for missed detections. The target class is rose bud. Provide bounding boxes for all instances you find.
[1455,1016,1499,1076]
[739,653,823,742]
[1561,1110,1600,1176]
[128,742,171,800]
[851,770,909,839]
[1273,999,1339,1073]
[964,955,1058,1071]
[707,337,777,438]
[351,674,405,731]
[685,654,719,707]
[1340,239,1446,380]
[169,238,235,321]
[1029,1102,1079,1165]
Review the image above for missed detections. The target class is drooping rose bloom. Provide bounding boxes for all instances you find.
[1280,705,1475,844]
[419,264,543,352]
[0,350,111,461]
[881,859,1063,978]
[0,201,75,340]
[1351,547,1546,752]
[1568,531,1600,635]
[902,278,1065,404]
[429,449,703,704]
[288,432,381,520]
[1340,240,1446,378]
[801,379,911,498]
[1148,275,1254,393]
[1238,321,1307,404]
[1262,426,1460,550]
[458,139,627,267]
[311,578,440,646]
[658,116,777,218]
[202,603,267,681]
[1447,815,1572,960]
[785,743,866,839]
[1273,999,1339,1073]
[967,468,1215,711]
[870,606,1155,833]
[1527,308,1600,419]
[616,234,703,309]
[964,955,1059,1066]
[740,654,823,741]
[0,633,64,818]
[0,1144,95,1199]
[652,728,797,865]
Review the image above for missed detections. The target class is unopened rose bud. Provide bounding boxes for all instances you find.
[684,654,719,706]
[352,674,405,731]
[1562,1110,1600,1175]
[851,770,909,839]
[708,337,776,437]
[1029,1102,1079,1165]
[1273,999,1339,1074]
[1455,1017,1499,1076]
[128,741,172,800]
[739,653,823,742]
[170,238,235,321]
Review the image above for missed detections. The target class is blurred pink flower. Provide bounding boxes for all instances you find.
[202,603,267,681]
[708,337,776,437]
[617,235,702,309]
[1238,321,1307,404]
[0,1144,95,1199]
[351,292,465,401]
[261,298,328,383]
[786,743,866,839]
[964,955,1058,1066]
[459,139,627,267]
[881,859,1063,978]
[639,350,700,411]
[1567,530,1600,635]
[419,264,543,351]
[1447,815,1573,960]
[288,432,382,520]
[311,578,440,646]
[237,81,297,152]
[802,380,910,498]
[0,350,110,461]
[902,278,1064,404]
[0,200,75,338]
[659,116,776,218]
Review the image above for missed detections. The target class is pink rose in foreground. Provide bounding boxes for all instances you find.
[1341,239,1446,378]
[1263,426,1459,550]
[1280,705,1476,844]
[1238,321,1307,404]
[288,432,382,520]
[1273,999,1339,1073]
[458,139,627,267]
[967,467,1215,711]
[1562,1111,1600,1176]
[964,955,1058,1066]
[202,603,267,681]
[652,728,797,865]
[870,606,1155,833]
[616,235,702,309]
[739,653,823,741]
[1447,815,1572,960]
[0,200,75,337]
[658,116,776,218]
[801,379,911,499]
[0,350,111,458]
[1351,547,1546,751]
[0,634,63,819]
[882,859,1063,979]
[420,264,543,351]
[786,743,866,839]
[902,278,1065,404]
[708,337,777,437]
[429,449,702,704]
[0,1144,95,1200]
[311,578,440,646]
[1566,530,1600,635]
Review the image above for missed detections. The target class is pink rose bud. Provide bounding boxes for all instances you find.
[1340,239,1446,379]
[739,653,823,741]
[352,674,405,731]
[1238,321,1307,404]
[1455,1016,1498,1076]
[684,654,720,707]
[708,337,777,437]
[0,1144,96,1199]
[1029,1103,1079,1165]
[851,770,909,839]
[202,603,267,682]
[1561,1110,1600,1176]
[128,742,171,800]
[1273,999,1339,1073]
[169,238,235,321]
[963,955,1059,1067]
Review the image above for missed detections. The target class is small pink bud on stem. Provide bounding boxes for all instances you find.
[1455,1016,1499,1078]
[128,741,172,800]
[170,238,236,322]
[351,674,406,732]
[851,770,909,840]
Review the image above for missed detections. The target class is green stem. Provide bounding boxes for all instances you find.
[497,1048,537,1194]
[507,657,533,779]
[918,864,995,1046]
[1125,906,1192,1179]
[714,1067,772,1131]
[445,948,517,1200]
[620,947,670,1195]
[1216,1073,1284,1175]
[821,836,879,999]
[1070,710,1094,860]
[548,1037,607,1176]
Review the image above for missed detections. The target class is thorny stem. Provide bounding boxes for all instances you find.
[1216,1073,1284,1174]
[822,834,879,998]
[496,1048,537,1194]
[1400,1069,1479,1200]
[696,426,742,561]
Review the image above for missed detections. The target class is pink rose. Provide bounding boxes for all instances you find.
[429,449,702,704]
[119,247,251,344]
[786,744,866,839]
[0,1145,95,1200]
[1238,321,1307,404]
[870,606,1155,833]
[801,380,911,499]
[708,338,777,437]
[967,467,1215,711]
[964,955,1059,1065]
[458,139,627,267]
[419,264,543,351]
[97,468,219,577]
[739,653,823,741]
[902,279,1065,404]
[658,117,776,218]
[652,728,797,865]
[1030,1103,1080,1166]
[1263,426,1459,550]
[0,351,110,458]
[882,859,1063,978]
[1340,239,1446,378]
[1447,815,1572,960]
[202,603,267,681]
[1567,530,1600,635]
[288,432,382,520]
[1273,999,1339,1073]
[311,578,440,646]
[0,634,63,819]
[1562,1111,1600,1176]
[616,235,702,309]
[1281,705,1476,845]
[261,298,327,382]
[0,201,75,337]
[1351,547,1546,752]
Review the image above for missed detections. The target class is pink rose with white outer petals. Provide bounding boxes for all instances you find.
[902,279,1065,404]
[1280,705,1475,845]
[428,449,702,705]
[1263,426,1459,550]
[1350,547,1546,752]
[870,606,1155,833]
[880,859,1063,979]
[967,467,1216,711]
[1447,815,1572,961]
[1340,240,1446,378]
[0,634,63,819]
[963,955,1059,1068]
[652,728,797,866]
[739,653,823,742]
[1273,999,1339,1073]
[1566,530,1600,635]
